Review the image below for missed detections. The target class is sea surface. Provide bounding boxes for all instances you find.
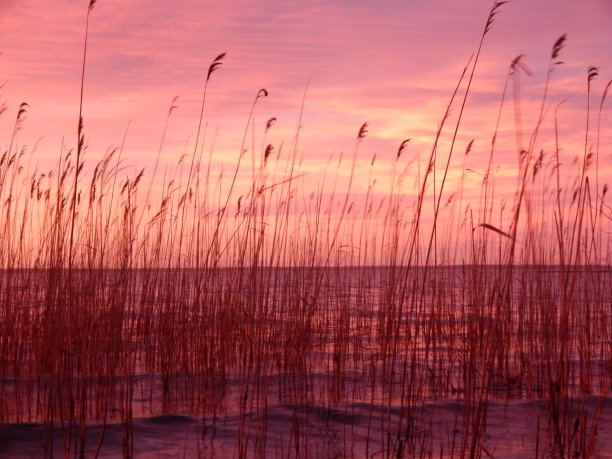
[0,265,610,457]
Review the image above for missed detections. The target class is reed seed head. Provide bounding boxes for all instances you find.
[207,52,226,82]
[358,122,368,140]
[551,34,567,61]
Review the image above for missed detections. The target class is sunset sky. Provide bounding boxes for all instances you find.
[1,0,611,229]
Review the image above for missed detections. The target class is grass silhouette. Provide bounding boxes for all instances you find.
[0,1,611,458]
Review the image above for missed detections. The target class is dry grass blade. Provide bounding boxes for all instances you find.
[588,66,599,87]
[17,102,29,120]
[168,95,179,115]
[465,139,474,155]
[484,1,508,35]
[474,222,512,238]
[511,54,533,76]
[600,80,612,111]
[397,138,410,159]
[358,122,368,140]
[266,117,277,132]
[264,144,274,162]
[552,34,567,60]
[207,52,226,81]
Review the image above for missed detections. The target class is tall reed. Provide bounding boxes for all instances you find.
[0,1,611,458]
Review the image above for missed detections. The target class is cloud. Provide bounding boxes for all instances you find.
[0,0,610,212]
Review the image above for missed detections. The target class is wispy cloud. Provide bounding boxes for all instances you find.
[0,0,610,208]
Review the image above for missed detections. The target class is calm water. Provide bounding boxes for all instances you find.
[1,265,610,457]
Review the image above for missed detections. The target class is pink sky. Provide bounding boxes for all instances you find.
[1,0,612,260]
